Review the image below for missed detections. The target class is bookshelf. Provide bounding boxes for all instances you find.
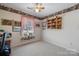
[47,16,62,29]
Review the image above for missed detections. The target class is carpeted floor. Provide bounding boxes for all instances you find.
[11,41,79,56]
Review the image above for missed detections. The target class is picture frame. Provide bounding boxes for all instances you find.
[36,23,40,27]
[12,26,21,32]
[1,19,12,26]
[12,20,21,32]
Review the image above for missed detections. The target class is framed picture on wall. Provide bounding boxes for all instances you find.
[12,26,21,32]
[12,20,21,32]
[35,23,40,27]
[14,21,21,27]
[1,19,12,26]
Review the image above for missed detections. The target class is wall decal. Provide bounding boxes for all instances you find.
[21,16,35,40]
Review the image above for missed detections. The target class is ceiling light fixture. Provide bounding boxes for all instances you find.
[34,3,44,12]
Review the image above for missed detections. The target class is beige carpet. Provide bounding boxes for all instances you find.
[11,41,79,56]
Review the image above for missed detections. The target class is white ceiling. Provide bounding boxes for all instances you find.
[1,3,77,18]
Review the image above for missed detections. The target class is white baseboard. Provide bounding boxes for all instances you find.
[44,40,79,53]
[11,39,41,48]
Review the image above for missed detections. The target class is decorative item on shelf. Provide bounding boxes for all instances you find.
[47,16,62,29]
[47,19,53,29]
[1,19,12,26]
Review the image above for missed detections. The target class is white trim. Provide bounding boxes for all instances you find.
[44,40,79,53]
